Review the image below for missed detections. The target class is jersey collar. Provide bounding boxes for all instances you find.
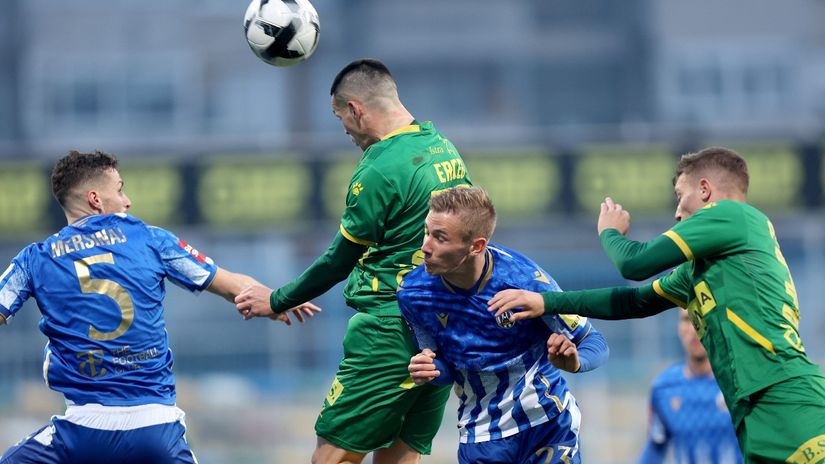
[381,121,421,141]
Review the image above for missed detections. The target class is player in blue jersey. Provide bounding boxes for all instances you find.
[0,150,318,464]
[397,187,609,464]
[639,310,742,464]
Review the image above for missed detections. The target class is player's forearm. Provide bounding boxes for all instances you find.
[270,232,366,312]
[599,229,686,281]
[208,268,259,303]
[542,285,673,320]
[574,328,609,373]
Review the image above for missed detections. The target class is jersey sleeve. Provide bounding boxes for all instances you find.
[147,226,218,293]
[526,267,594,344]
[664,201,747,262]
[651,262,693,310]
[0,246,34,321]
[339,165,397,246]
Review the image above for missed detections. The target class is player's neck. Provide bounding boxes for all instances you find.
[64,206,96,225]
[686,357,713,377]
[375,109,414,139]
[443,253,486,290]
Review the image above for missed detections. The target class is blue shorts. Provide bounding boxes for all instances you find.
[457,411,581,464]
[1,419,197,464]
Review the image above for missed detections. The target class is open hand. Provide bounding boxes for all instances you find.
[487,289,545,322]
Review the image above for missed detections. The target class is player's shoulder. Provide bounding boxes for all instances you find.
[398,264,438,294]
[651,362,688,390]
[694,199,750,219]
[488,244,556,287]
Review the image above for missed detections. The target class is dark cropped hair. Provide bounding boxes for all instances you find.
[330,58,394,96]
[674,146,749,194]
[51,150,119,207]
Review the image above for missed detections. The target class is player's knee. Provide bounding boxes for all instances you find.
[311,442,364,464]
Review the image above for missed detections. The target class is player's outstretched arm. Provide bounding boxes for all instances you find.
[234,282,320,325]
[0,314,5,326]
[208,268,261,303]
[487,289,546,322]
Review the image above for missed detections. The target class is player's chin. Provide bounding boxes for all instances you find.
[423,263,443,276]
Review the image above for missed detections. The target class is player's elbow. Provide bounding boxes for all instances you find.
[617,259,656,281]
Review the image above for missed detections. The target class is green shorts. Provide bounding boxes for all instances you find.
[315,312,452,454]
[737,374,825,463]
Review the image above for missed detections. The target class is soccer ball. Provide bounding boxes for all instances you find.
[243,0,320,67]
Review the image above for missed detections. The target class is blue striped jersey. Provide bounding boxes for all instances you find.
[640,363,743,464]
[0,213,217,407]
[398,244,594,444]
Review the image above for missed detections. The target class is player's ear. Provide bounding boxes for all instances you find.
[347,100,363,120]
[699,178,712,202]
[469,237,487,256]
[87,189,103,213]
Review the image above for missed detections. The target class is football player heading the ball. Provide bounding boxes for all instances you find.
[399,186,609,464]
[0,150,318,464]
[235,59,474,464]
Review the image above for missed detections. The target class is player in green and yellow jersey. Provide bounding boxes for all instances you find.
[236,59,471,464]
[487,147,825,463]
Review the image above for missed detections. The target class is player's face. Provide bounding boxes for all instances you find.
[678,310,707,361]
[673,173,704,222]
[95,168,131,214]
[331,98,372,151]
[421,212,474,277]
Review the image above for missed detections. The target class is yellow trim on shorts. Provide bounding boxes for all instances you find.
[663,230,694,261]
[787,434,825,463]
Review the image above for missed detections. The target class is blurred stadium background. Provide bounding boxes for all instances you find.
[1,1,824,462]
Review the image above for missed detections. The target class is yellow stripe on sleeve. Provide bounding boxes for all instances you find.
[663,230,694,260]
[652,279,687,309]
[339,224,377,247]
[726,308,776,355]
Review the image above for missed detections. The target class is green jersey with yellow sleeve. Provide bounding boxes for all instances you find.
[339,120,471,316]
[653,200,821,426]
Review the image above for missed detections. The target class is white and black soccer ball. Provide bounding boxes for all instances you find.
[243,0,320,67]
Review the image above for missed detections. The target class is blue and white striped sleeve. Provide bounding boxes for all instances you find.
[0,247,34,322]
[147,226,218,293]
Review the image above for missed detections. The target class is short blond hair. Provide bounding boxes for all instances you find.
[428,187,496,242]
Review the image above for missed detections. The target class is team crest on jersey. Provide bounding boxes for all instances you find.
[178,239,212,264]
[496,310,515,329]
[351,182,364,196]
[670,396,681,412]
